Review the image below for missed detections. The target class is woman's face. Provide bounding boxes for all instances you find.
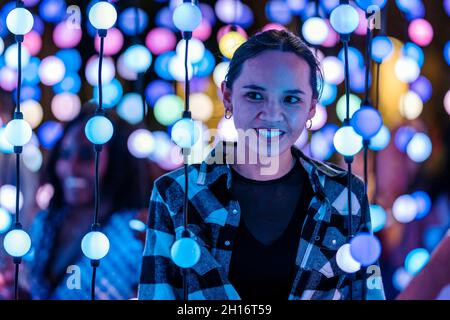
[222,50,317,157]
[55,123,109,207]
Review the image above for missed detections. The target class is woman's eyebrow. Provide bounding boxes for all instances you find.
[243,84,266,91]
[284,89,305,95]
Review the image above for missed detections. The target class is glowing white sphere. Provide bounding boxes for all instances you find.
[5,118,32,147]
[123,44,152,73]
[369,125,390,151]
[170,237,201,268]
[81,231,110,260]
[3,229,31,257]
[321,56,344,85]
[176,38,205,64]
[399,91,423,120]
[0,185,23,214]
[330,4,360,35]
[6,8,34,36]
[23,144,43,172]
[333,126,363,157]
[85,56,115,86]
[84,115,114,145]
[302,17,329,45]
[168,54,193,82]
[117,53,137,81]
[0,207,12,234]
[392,194,418,223]
[22,99,43,129]
[127,129,156,158]
[171,118,200,148]
[172,2,202,32]
[309,104,327,131]
[117,93,145,125]
[395,57,420,83]
[218,117,238,142]
[38,56,65,86]
[89,1,118,30]
[213,62,229,87]
[5,44,30,70]
[406,132,432,163]
[51,93,81,122]
[0,38,4,55]
[190,93,214,121]
[336,243,361,273]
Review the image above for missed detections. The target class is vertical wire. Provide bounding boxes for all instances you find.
[15,154,20,224]
[94,150,100,225]
[98,36,104,111]
[14,262,19,300]
[91,265,97,300]
[17,41,22,114]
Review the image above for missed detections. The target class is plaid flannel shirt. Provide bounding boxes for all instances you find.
[138,141,385,300]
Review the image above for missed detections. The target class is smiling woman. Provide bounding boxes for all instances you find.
[138,30,385,300]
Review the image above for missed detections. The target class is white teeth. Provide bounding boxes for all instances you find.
[65,177,87,189]
[255,129,284,138]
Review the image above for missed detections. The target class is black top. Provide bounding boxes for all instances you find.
[228,161,314,300]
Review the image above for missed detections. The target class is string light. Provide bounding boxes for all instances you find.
[2,0,34,301]
[83,0,117,301]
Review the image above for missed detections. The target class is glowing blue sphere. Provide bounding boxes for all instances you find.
[123,45,152,73]
[84,116,114,145]
[0,207,12,234]
[406,132,432,163]
[371,36,393,63]
[172,2,202,32]
[119,7,148,36]
[410,76,432,103]
[5,119,33,147]
[444,41,450,66]
[411,190,431,220]
[94,78,123,109]
[37,121,63,149]
[319,82,337,106]
[333,126,363,157]
[89,1,117,30]
[350,233,382,266]
[330,4,359,35]
[265,0,293,25]
[145,80,175,107]
[310,131,334,161]
[350,106,383,140]
[170,237,201,268]
[3,229,31,257]
[355,0,387,10]
[117,93,145,125]
[39,0,66,24]
[171,118,200,148]
[53,72,81,94]
[154,51,176,81]
[402,42,424,68]
[193,49,216,77]
[369,204,387,232]
[81,231,110,260]
[394,126,416,152]
[338,46,364,70]
[405,248,429,275]
[6,7,34,35]
[56,49,82,72]
[369,125,390,151]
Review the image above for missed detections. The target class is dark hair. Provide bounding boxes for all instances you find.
[45,102,150,217]
[225,29,323,100]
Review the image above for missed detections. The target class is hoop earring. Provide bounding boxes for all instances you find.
[306,119,312,130]
[225,109,233,119]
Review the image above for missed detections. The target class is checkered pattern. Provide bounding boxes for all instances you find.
[138,141,385,300]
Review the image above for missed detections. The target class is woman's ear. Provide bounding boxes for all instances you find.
[308,98,317,120]
[221,81,233,113]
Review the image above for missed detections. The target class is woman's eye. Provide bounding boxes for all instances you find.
[245,92,263,100]
[284,96,301,104]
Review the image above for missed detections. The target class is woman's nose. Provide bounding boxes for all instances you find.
[258,99,284,121]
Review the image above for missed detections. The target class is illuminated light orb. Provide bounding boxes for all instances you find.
[309,104,327,131]
[333,125,363,157]
[392,267,413,291]
[338,46,364,70]
[336,94,361,122]
[127,129,156,159]
[85,55,115,86]
[190,93,214,122]
[217,24,247,42]
[369,204,387,232]
[213,62,229,88]
[261,23,287,32]
[0,184,23,214]
[5,44,30,70]
[176,38,206,64]
[193,49,215,77]
[0,207,12,234]
[302,17,329,45]
[5,119,32,147]
[37,121,63,149]
[146,28,177,55]
[411,190,431,220]
[219,31,247,59]
[51,93,81,122]
[265,0,292,25]
[129,219,146,232]
[395,56,420,83]
[322,20,340,48]
[84,116,114,145]
[81,231,110,260]
[23,144,43,172]
[217,117,238,142]
[168,55,193,82]
[0,127,14,154]
[404,248,430,276]
[310,131,333,161]
[88,1,117,30]
[350,106,383,140]
[408,19,433,47]
[38,0,66,24]
[319,82,337,106]
[94,27,124,56]
[398,91,423,120]
[117,93,146,125]
[371,36,393,63]
[444,41,450,66]
[330,4,360,34]
[38,56,65,86]
[354,7,368,36]
[392,194,418,223]
[6,7,34,35]
[0,67,18,92]
[355,0,387,10]
[410,76,432,103]
[148,131,173,163]
[170,237,201,268]
[171,118,201,148]
[173,1,202,32]
[287,0,307,13]
[53,20,82,48]
[23,30,42,56]
[444,90,450,116]
[56,49,82,72]
[153,95,184,126]
[3,229,31,258]
[321,56,344,85]
[117,53,138,81]
[0,38,4,55]
[118,7,148,36]
[215,0,243,24]
[123,44,152,73]
[21,99,43,129]
[145,80,174,107]
[402,42,425,68]
[94,78,123,109]
[35,183,54,210]
[192,17,212,41]
[394,126,416,152]
[294,129,309,149]
[336,243,361,273]
[53,72,82,94]
[349,233,382,266]
[406,132,432,163]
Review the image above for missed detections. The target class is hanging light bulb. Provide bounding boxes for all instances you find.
[3,228,31,258]
[302,17,329,45]
[330,4,360,35]
[336,243,361,273]
[88,1,118,30]
[171,117,201,148]
[5,118,32,147]
[333,125,363,157]
[84,115,114,145]
[172,1,202,32]
[350,105,383,140]
[170,237,201,268]
[6,6,34,36]
[81,231,110,260]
